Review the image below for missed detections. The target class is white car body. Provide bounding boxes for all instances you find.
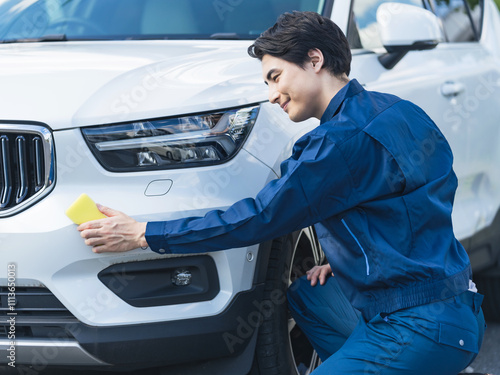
[1,41,290,324]
[1,0,500,373]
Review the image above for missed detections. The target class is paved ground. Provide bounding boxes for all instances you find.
[1,321,499,374]
[465,321,500,374]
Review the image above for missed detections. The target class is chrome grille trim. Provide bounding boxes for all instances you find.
[16,135,28,204]
[33,136,44,189]
[0,124,55,217]
[0,135,12,207]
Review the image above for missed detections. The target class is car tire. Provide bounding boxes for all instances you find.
[474,266,500,322]
[249,228,324,375]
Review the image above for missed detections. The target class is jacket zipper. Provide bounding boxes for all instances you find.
[341,218,370,276]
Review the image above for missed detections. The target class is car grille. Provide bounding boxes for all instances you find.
[0,124,55,217]
[0,286,78,339]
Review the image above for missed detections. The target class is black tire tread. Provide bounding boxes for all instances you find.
[251,235,296,375]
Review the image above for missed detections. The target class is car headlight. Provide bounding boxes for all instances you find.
[81,105,259,172]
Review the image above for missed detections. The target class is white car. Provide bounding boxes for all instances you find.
[1,0,499,374]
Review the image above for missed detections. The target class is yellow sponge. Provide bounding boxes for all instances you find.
[66,194,107,225]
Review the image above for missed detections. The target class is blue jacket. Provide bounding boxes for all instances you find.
[146,79,471,320]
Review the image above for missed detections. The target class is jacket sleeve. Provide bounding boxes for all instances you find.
[145,133,357,254]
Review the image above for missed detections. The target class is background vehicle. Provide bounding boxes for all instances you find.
[1,0,499,374]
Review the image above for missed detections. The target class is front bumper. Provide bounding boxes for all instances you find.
[0,284,264,372]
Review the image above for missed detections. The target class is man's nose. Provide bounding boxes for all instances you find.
[269,88,280,104]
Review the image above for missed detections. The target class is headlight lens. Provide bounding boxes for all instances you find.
[81,105,259,172]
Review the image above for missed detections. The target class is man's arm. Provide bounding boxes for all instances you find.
[141,135,357,254]
[78,133,355,254]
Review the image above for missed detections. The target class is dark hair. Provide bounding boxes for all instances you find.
[248,11,351,77]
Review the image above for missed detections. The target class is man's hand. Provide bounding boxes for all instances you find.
[306,264,333,286]
[78,204,148,253]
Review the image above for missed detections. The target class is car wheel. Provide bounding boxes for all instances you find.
[474,266,500,322]
[250,227,324,374]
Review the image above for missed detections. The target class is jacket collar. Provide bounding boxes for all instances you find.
[320,79,365,124]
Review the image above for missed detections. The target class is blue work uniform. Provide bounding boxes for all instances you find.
[146,79,485,374]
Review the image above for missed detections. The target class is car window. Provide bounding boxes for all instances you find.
[429,0,483,42]
[349,0,424,50]
[0,0,327,41]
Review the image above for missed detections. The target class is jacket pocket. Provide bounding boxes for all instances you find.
[438,322,478,353]
[341,218,370,276]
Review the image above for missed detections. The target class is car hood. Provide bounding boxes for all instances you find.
[0,40,266,130]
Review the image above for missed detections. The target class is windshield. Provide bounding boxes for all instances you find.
[0,0,328,42]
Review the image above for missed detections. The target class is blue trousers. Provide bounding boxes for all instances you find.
[287,276,485,374]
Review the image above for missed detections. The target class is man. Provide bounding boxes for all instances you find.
[79,11,485,374]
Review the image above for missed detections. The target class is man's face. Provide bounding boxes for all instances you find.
[262,54,323,122]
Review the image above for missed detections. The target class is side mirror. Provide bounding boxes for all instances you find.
[376,3,445,68]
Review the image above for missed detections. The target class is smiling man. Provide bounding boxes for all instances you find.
[79,11,485,374]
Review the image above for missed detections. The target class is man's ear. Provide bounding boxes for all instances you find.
[308,48,324,71]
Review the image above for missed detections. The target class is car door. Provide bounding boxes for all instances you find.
[332,0,500,244]
[428,0,500,243]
